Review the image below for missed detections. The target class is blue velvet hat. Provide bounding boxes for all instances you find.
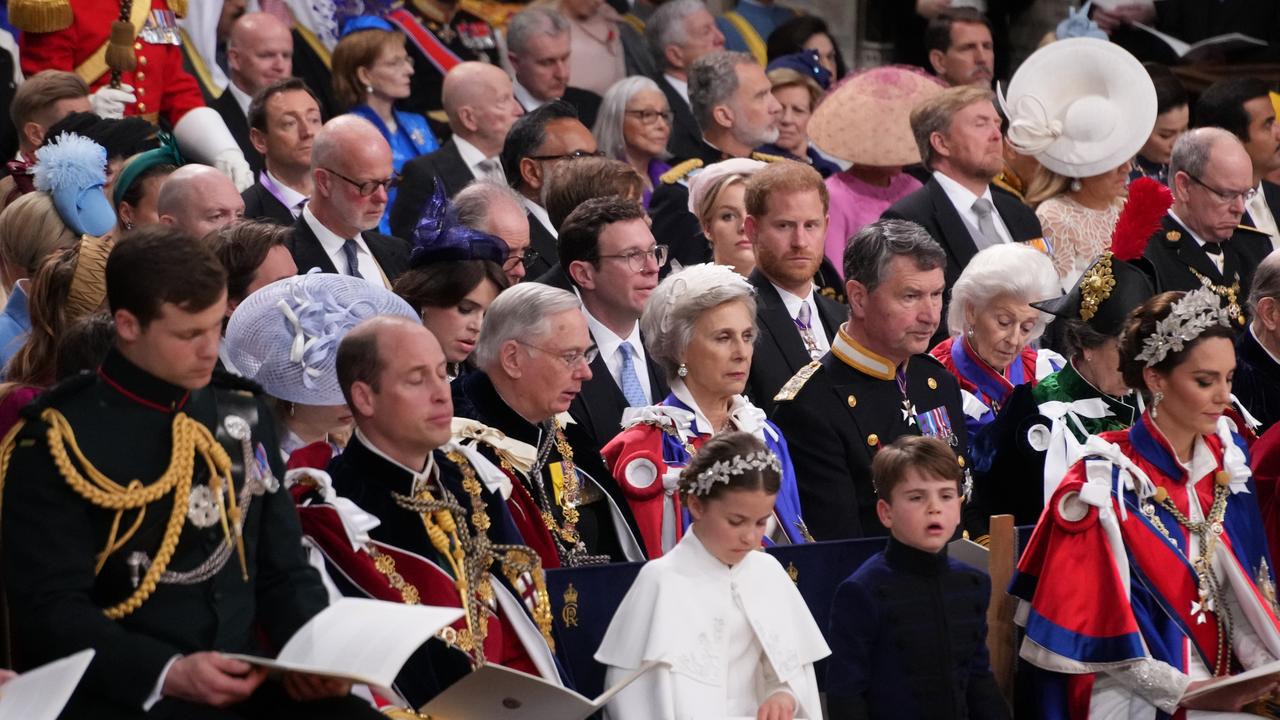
[409,180,510,268]
[766,50,832,91]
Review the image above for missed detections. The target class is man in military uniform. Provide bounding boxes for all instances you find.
[385,0,502,123]
[649,50,782,268]
[0,227,384,719]
[15,0,255,189]
[772,219,968,541]
[1145,127,1273,327]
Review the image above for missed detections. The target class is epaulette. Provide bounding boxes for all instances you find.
[750,151,787,164]
[1237,224,1272,237]
[660,159,703,185]
[20,370,96,421]
[210,369,266,396]
[7,0,73,33]
[773,361,822,403]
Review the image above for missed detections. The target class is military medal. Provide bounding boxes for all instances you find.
[895,367,917,427]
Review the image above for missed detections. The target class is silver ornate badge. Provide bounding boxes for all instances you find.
[187,485,220,528]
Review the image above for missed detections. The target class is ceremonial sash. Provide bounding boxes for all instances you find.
[950,335,1023,415]
[386,8,463,76]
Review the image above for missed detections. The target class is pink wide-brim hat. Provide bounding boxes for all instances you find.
[809,65,946,167]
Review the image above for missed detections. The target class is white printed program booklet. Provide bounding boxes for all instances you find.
[226,598,464,697]
[420,660,660,720]
[0,648,94,720]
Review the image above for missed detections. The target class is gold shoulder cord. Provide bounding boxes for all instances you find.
[0,408,244,620]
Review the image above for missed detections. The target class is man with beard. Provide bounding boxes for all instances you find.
[882,85,1042,343]
[925,8,995,89]
[742,162,848,415]
[558,197,670,451]
[772,219,968,540]
[453,283,646,566]
[649,50,782,267]
[287,115,410,284]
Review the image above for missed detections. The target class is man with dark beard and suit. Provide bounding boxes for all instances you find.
[241,78,321,225]
[742,161,846,415]
[1144,127,1273,327]
[882,84,1042,342]
[288,115,410,285]
[389,62,524,238]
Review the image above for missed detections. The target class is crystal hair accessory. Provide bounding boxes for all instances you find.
[1134,287,1232,367]
[688,450,782,496]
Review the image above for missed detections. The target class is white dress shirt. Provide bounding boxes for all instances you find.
[1168,209,1225,274]
[522,196,557,238]
[933,171,1014,246]
[662,73,690,107]
[583,306,654,403]
[454,135,504,183]
[301,205,383,283]
[771,281,831,355]
[1247,181,1280,251]
[226,80,252,114]
[513,80,549,112]
[264,170,308,218]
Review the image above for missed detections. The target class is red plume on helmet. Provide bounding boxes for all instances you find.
[1110,177,1172,262]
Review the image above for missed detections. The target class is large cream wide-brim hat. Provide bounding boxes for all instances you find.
[999,37,1156,179]
[808,65,946,167]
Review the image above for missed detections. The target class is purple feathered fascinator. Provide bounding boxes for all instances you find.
[409,180,510,268]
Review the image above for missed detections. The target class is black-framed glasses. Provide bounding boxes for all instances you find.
[526,149,608,162]
[502,247,542,270]
[516,340,598,368]
[624,109,674,125]
[323,167,399,197]
[1185,172,1257,204]
[597,244,669,273]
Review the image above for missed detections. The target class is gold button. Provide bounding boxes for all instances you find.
[140,56,148,66]
[867,434,879,447]
[928,377,938,390]
[138,102,147,112]
[134,42,142,50]
[846,395,856,408]
[137,87,145,97]
[957,455,966,468]
[136,71,145,81]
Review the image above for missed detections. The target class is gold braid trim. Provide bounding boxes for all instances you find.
[39,408,238,619]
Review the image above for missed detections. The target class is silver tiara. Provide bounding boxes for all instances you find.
[689,450,782,496]
[1134,287,1232,367]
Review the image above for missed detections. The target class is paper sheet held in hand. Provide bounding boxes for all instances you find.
[420,660,660,720]
[226,598,463,696]
[0,648,94,720]
[1181,659,1280,702]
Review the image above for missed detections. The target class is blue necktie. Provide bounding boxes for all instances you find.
[617,343,648,408]
[341,239,362,278]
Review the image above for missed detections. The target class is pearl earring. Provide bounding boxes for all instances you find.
[678,364,688,378]
[366,84,374,94]
[1070,178,1083,192]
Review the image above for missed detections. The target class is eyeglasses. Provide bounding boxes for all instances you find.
[516,340,599,368]
[323,168,399,197]
[597,244,669,273]
[624,109,674,125]
[502,247,542,271]
[1185,172,1257,204]
[526,149,608,162]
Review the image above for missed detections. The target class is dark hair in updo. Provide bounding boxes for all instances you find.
[679,431,781,501]
[1118,291,1237,393]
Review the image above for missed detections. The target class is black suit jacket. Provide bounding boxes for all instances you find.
[1142,214,1272,323]
[288,213,411,283]
[570,334,670,452]
[882,177,1042,344]
[210,89,264,176]
[1236,327,1280,435]
[389,139,478,239]
[654,73,702,162]
[746,271,847,416]
[648,140,724,267]
[526,210,558,278]
[241,181,295,226]
[519,87,603,130]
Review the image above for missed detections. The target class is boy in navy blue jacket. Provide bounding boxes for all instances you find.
[825,435,1011,719]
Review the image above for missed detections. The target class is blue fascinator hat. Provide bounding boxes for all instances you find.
[31,132,117,237]
[224,270,419,406]
[409,180,510,268]
[766,50,832,91]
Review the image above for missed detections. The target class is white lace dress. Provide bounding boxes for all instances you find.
[1036,195,1123,289]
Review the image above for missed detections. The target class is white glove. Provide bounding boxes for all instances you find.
[214,149,254,192]
[172,106,254,191]
[90,84,137,119]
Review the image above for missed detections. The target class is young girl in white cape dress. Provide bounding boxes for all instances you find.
[595,432,831,720]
